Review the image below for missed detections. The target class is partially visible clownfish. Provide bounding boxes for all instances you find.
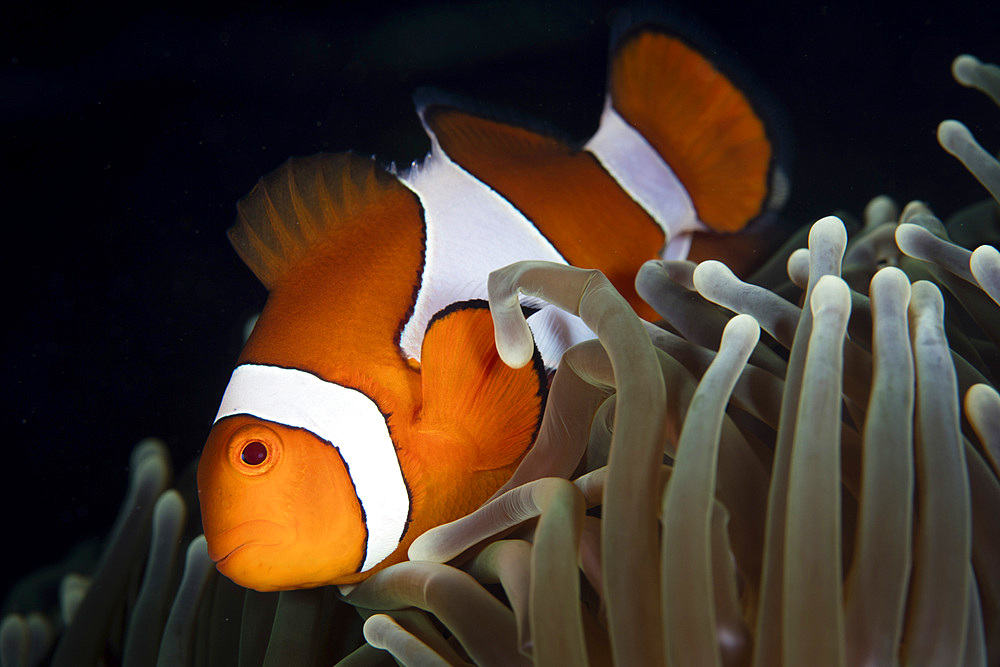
[197,19,786,591]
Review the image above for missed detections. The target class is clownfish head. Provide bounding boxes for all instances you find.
[197,415,370,590]
[197,363,411,591]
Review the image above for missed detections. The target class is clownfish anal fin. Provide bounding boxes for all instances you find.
[418,300,547,471]
[608,23,786,234]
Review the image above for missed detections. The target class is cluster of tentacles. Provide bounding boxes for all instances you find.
[3,54,1000,667]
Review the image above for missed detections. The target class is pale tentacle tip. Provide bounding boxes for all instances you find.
[487,266,537,368]
[893,222,922,255]
[970,244,1000,272]
[363,613,447,665]
[937,119,972,155]
[406,534,434,562]
[787,248,810,288]
[952,54,982,87]
[809,215,848,249]
[691,259,733,283]
[871,265,912,300]
[691,258,732,288]
[636,258,670,287]
[863,194,899,228]
[638,258,664,273]
[722,313,761,350]
[493,313,535,369]
[659,259,698,289]
[909,279,945,315]
[899,201,932,226]
[810,274,851,315]
[187,534,209,558]
[965,382,1000,411]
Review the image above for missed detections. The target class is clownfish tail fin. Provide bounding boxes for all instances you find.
[593,15,789,238]
[229,152,402,290]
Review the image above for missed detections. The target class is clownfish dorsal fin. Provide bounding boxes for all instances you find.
[228,151,410,290]
[418,301,547,471]
[605,22,785,234]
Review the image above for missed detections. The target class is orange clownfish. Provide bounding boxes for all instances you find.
[197,21,784,591]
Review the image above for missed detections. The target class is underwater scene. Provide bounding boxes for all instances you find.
[3,0,1000,664]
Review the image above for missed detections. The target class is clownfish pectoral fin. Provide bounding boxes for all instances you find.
[418,300,547,471]
[593,21,788,244]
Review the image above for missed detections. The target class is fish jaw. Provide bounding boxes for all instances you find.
[207,518,290,564]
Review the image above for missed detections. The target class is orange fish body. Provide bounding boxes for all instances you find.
[198,21,783,591]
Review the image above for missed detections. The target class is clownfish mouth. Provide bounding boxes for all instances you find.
[215,542,258,566]
[207,519,288,564]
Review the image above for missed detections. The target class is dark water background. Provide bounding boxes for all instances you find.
[2,0,999,605]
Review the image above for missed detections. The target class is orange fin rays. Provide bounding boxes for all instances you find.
[234,153,427,390]
[229,152,423,294]
[610,29,775,233]
[418,302,546,472]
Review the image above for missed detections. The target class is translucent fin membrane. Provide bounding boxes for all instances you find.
[229,153,420,290]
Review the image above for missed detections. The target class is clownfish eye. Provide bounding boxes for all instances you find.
[241,441,268,466]
[225,422,282,475]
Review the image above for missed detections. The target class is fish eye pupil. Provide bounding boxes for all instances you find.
[241,441,268,466]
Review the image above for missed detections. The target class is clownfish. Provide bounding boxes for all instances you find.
[197,20,784,591]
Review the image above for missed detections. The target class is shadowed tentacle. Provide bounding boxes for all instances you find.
[50,440,172,667]
[953,54,1000,108]
[465,540,533,652]
[965,383,1000,477]
[970,244,1000,306]
[342,561,529,667]
[0,613,53,667]
[488,261,667,667]
[155,536,214,667]
[843,267,914,665]
[123,490,187,666]
[782,276,851,666]
[902,281,971,664]
[410,476,589,666]
[938,119,1000,204]
[362,614,450,666]
[661,314,759,666]
[752,217,847,667]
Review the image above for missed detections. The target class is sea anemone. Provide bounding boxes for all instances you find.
[3,53,999,667]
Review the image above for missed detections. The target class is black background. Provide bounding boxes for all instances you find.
[3,0,999,604]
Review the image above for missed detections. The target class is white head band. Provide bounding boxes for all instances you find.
[214,363,409,573]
